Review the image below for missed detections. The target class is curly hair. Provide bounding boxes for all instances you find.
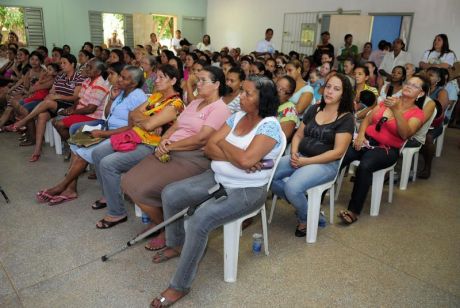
[247,75,279,118]
[318,73,354,115]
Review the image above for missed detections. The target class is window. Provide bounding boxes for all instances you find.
[0,6,45,47]
[89,11,133,48]
[152,15,176,47]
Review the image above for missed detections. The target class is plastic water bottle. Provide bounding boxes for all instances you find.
[252,233,263,255]
[141,212,151,224]
[318,211,326,228]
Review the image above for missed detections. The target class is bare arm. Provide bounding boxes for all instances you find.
[204,124,232,161]
[295,91,313,115]
[280,121,296,141]
[292,132,352,168]
[290,122,305,154]
[216,134,277,169]
[136,105,178,131]
[167,125,218,152]
[386,97,422,139]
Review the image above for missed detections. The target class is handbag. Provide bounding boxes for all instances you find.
[110,130,142,152]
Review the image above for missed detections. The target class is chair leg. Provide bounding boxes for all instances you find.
[329,186,335,224]
[268,195,278,224]
[260,207,269,256]
[306,190,322,244]
[53,127,62,155]
[399,151,413,190]
[223,221,241,283]
[370,170,385,216]
[388,169,394,203]
[335,168,346,201]
[435,126,446,157]
[412,152,419,182]
[47,121,55,147]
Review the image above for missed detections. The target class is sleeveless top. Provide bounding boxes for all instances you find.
[211,111,282,188]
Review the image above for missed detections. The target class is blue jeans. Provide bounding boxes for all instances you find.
[161,170,267,292]
[91,141,154,217]
[271,155,339,224]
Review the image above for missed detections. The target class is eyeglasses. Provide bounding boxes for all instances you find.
[404,82,422,91]
[197,78,214,85]
[375,116,388,132]
[276,86,291,95]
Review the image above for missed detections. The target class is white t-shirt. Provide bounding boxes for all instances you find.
[379,50,412,74]
[196,42,214,52]
[256,40,275,53]
[421,50,457,66]
[171,37,181,50]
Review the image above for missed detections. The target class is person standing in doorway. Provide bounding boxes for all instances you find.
[171,30,182,55]
[256,28,276,55]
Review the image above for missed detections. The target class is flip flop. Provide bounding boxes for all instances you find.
[145,234,166,251]
[150,289,189,308]
[48,195,77,206]
[338,210,358,225]
[29,154,41,162]
[36,190,54,203]
[91,200,107,210]
[96,216,128,229]
[152,248,180,264]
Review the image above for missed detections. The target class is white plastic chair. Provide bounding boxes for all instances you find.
[45,120,54,147]
[435,123,448,157]
[268,156,344,244]
[399,145,422,190]
[223,133,286,283]
[335,160,396,216]
[52,127,63,155]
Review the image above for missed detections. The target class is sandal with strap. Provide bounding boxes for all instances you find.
[152,248,180,264]
[145,234,166,251]
[96,216,128,229]
[36,190,54,203]
[91,200,107,210]
[338,210,358,225]
[150,289,188,308]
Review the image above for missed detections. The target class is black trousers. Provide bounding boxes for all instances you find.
[340,145,399,215]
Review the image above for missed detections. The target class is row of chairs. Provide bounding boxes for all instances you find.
[41,120,450,284]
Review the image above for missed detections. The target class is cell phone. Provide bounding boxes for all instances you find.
[260,159,274,170]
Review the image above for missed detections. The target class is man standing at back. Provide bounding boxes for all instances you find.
[256,28,276,55]
[171,30,182,55]
[313,31,335,66]
[378,38,412,80]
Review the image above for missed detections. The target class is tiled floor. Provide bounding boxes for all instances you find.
[0,129,459,307]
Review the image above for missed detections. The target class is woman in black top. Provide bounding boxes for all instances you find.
[271,74,354,237]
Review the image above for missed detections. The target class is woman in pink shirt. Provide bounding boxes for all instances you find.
[339,75,428,225]
[121,66,231,251]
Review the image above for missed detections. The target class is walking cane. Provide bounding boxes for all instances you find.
[0,185,10,203]
[101,183,227,262]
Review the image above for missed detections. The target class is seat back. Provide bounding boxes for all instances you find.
[266,132,287,192]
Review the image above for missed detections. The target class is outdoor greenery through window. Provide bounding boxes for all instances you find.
[152,15,175,47]
[0,6,27,46]
[103,13,124,47]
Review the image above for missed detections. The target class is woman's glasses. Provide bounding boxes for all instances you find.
[404,82,422,91]
[375,116,388,132]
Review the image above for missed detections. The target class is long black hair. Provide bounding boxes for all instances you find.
[430,34,453,58]
[318,73,354,115]
[157,64,183,98]
[247,75,279,118]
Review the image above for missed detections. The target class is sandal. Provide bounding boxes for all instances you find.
[295,226,307,237]
[19,140,35,147]
[91,200,107,210]
[96,216,128,229]
[338,210,358,225]
[36,190,54,203]
[48,195,77,206]
[145,234,166,251]
[150,289,188,308]
[29,154,41,162]
[152,248,181,264]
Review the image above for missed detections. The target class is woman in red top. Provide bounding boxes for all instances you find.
[339,75,429,224]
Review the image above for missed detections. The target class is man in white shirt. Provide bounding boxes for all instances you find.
[255,28,275,55]
[171,30,182,55]
[379,38,412,79]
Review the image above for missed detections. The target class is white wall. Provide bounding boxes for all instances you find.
[1,0,207,53]
[207,0,460,64]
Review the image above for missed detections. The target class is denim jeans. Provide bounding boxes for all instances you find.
[161,170,267,292]
[91,141,154,217]
[340,145,399,215]
[271,155,339,224]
